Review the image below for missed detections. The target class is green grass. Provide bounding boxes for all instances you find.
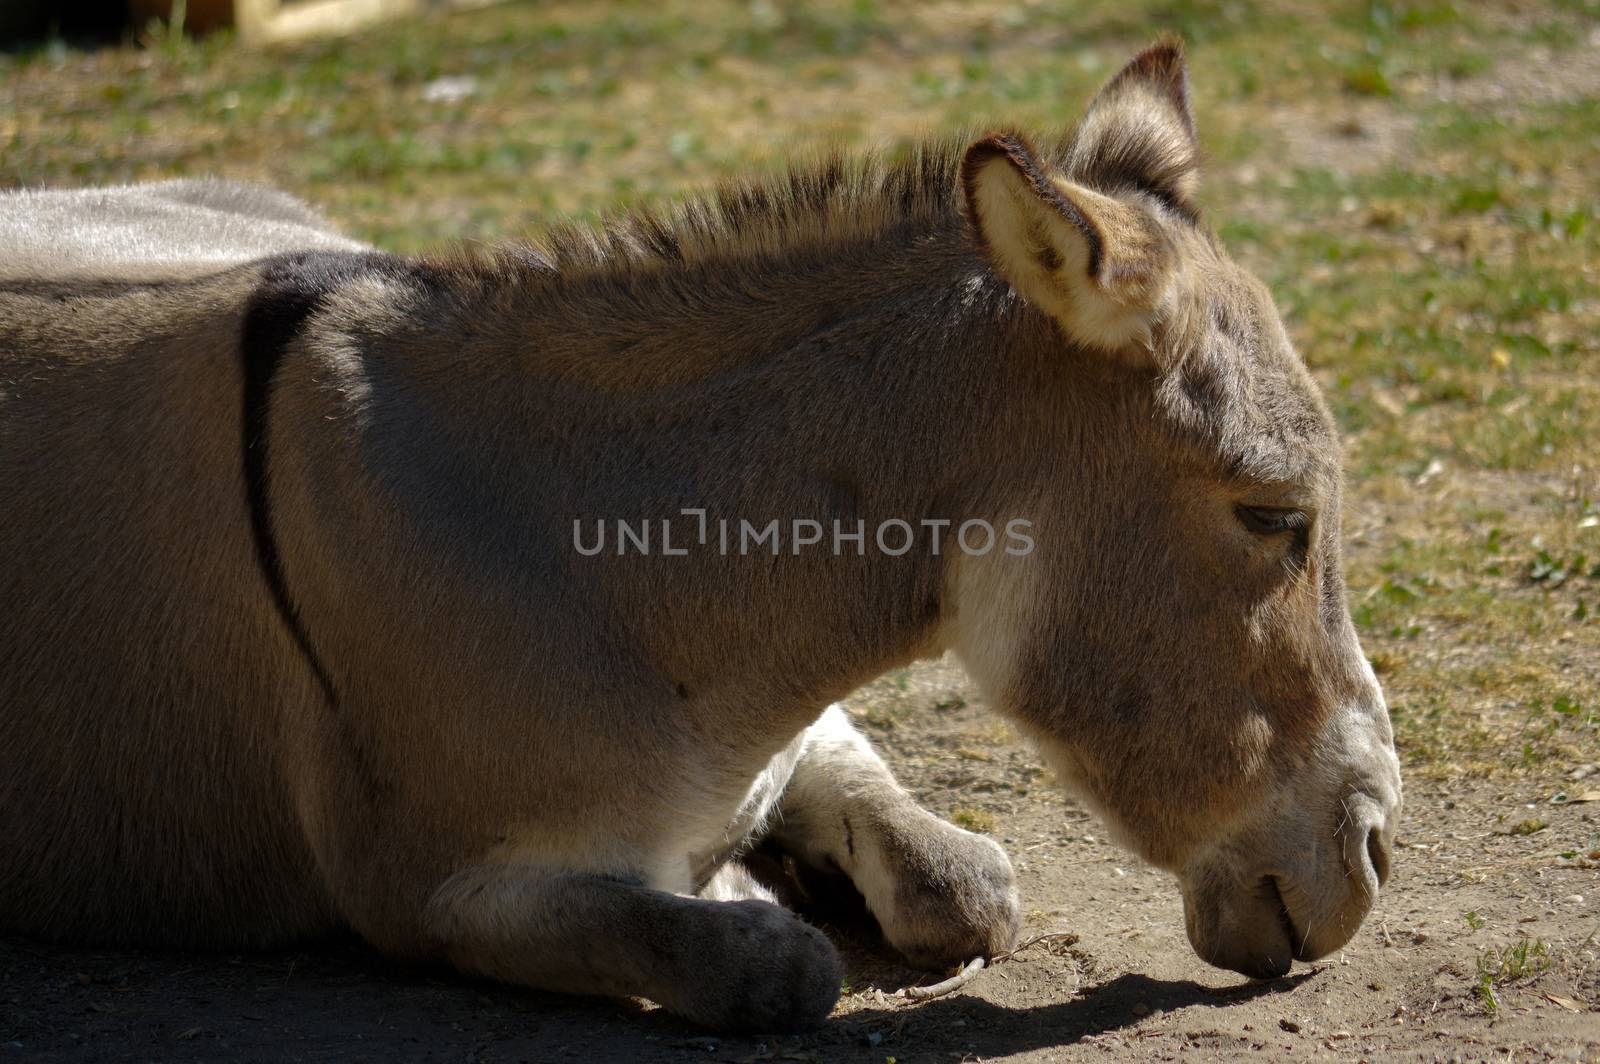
[3,0,1596,781]
[951,807,999,834]
[1473,936,1553,1015]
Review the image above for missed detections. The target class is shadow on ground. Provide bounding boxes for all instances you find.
[0,932,1311,1063]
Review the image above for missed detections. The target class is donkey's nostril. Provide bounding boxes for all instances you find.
[1366,827,1390,888]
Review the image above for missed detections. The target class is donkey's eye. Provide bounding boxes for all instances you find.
[1236,505,1307,536]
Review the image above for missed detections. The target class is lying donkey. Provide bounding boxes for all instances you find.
[0,42,1401,1030]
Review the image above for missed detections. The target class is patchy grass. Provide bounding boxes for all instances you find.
[2,0,1595,784]
[951,807,999,834]
[1473,936,1553,1015]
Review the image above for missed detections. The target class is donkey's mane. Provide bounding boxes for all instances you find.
[430,132,1070,282]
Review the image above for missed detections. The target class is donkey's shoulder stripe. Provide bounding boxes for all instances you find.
[239,249,412,710]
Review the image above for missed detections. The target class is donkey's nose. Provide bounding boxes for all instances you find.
[1366,825,1391,888]
[1340,794,1396,901]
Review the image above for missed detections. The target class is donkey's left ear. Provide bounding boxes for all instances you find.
[961,132,1173,352]
[1066,38,1200,219]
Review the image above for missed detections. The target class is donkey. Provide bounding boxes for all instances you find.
[0,42,1401,1031]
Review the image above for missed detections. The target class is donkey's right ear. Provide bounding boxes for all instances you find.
[961,133,1173,354]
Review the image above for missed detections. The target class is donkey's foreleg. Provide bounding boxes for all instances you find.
[769,705,1020,969]
[424,866,841,1031]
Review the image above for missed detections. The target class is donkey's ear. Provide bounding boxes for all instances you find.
[962,132,1173,352]
[1066,39,1200,218]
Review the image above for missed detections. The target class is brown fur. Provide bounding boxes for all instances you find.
[0,42,1398,1029]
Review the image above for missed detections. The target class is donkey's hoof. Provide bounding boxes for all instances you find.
[877,817,1021,970]
[672,901,842,1032]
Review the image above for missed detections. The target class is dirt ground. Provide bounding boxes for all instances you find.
[4,661,1595,1063]
[3,1,1599,1060]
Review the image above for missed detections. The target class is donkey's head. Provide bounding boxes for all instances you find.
[948,42,1401,978]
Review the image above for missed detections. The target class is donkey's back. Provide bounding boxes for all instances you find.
[0,178,365,282]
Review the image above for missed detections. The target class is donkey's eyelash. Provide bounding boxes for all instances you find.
[1236,505,1308,536]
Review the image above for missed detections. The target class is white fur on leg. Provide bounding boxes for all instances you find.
[697,861,779,904]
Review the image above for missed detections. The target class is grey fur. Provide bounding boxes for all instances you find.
[0,43,1398,1032]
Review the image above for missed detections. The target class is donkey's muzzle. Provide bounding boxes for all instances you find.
[1182,873,1297,980]
[1181,787,1398,980]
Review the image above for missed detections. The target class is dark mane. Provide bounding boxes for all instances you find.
[425,131,1071,281]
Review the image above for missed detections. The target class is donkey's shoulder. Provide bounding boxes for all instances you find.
[0,178,369,284]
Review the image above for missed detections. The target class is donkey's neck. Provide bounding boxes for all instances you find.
[326,224,1035,733]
